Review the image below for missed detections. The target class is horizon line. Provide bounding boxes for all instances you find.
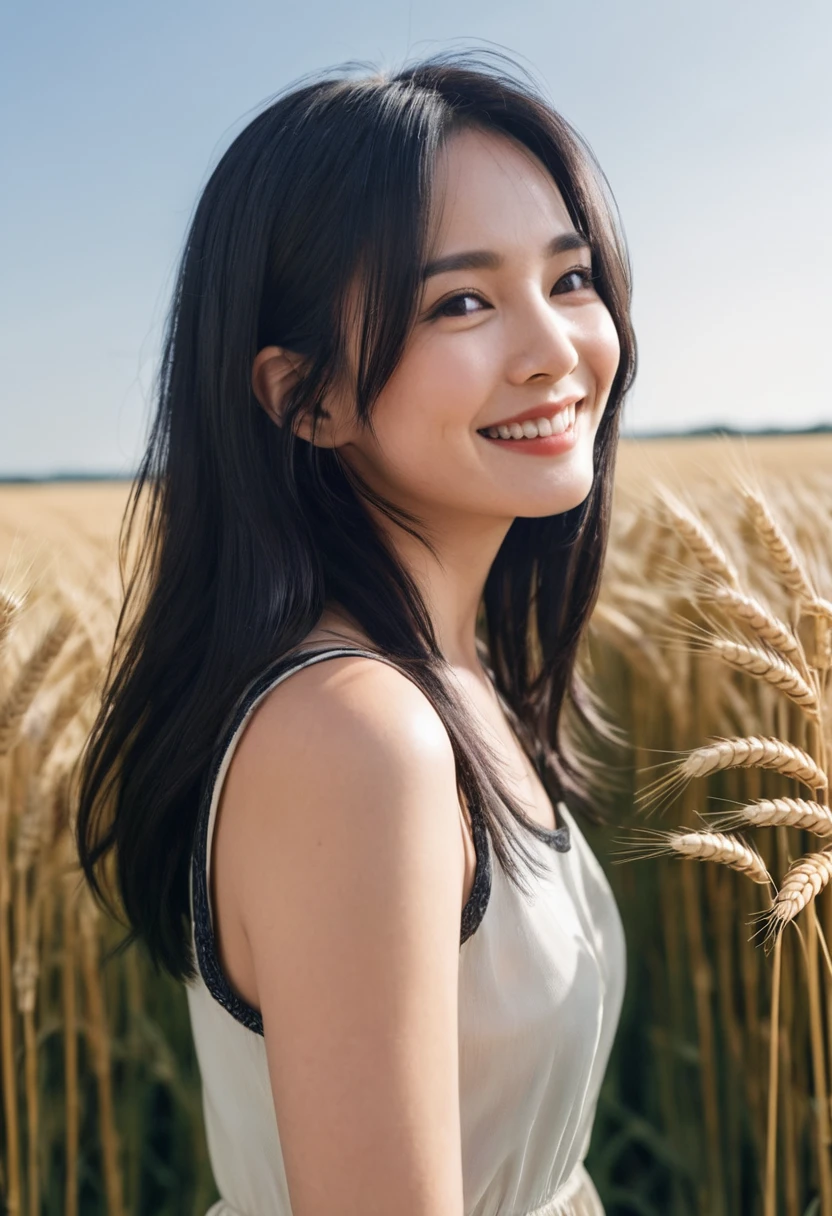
[2,422,830,483]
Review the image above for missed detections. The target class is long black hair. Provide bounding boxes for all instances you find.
[76,50,637,982]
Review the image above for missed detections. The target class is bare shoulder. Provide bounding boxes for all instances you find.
[227,650,464,934]
[254,647,455,758]
[233,651,461,821]
[218,652,466,1214]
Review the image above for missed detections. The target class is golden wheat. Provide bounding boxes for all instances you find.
[705,797,832,837]
[11,780,46,878]
[742,487,818,604]
[703,584,807,667]
[614,825,772,885]
[31,661,99,768]
[1,453,831,1214]
[622,476,832,1212]
[0,588,23,653]
[589,600,676,689]
[636,735,828,811]
[0,611,73,756]
[799,594,832,626]
[756,848,832,943]
[658,490,742,589]
[11,939,38,1017]
[681,736,826,788]
[710,638,819,716]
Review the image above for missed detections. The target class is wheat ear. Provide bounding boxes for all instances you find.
[614,825,772,885]
[710,638,819,718]
[0,611,73,756]
[803,595,832,625]
[703,584,809,671]
[0,587,23,653]
[753,847,832,948]
[637,735,828,810]
[738,481,832,677]
[659,491,741,589]
[681,737,827,788]
[742,488,818,604]
[33,661,99,768]
[705,797,832,837]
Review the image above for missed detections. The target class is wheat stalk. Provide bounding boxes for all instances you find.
[742,488,818,605]
[11,782,46,880]
[681,736,826,786]
[78,894,126,1216]
[0,755,22,1216]
[703,584,809,671]
[803,596,832,625]
[754,848,832,948]
[590,600,676,689]
[808,620,832,671]
[62,870,80,1216]
[592,601,645,646]
[637,735,828,811]
[705,797,832,837]
[614,825,772,885]
[0,611,73,756]
[710,638,819,718]
[0,587,23,654]
[32,661,99,768]
[658,490,742,589]
[606,480,832,1213]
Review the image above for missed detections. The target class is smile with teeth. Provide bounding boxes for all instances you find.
[480,402,577,440]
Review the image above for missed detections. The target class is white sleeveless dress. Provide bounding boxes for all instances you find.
[185,647,627,1216]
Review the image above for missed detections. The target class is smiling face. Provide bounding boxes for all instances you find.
[335,126,622,531]
[261,125,623,535]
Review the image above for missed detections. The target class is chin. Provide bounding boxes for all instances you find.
[521,466,596,521]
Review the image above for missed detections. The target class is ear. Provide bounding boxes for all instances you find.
[251,345,315,439]
[250,342,347,447]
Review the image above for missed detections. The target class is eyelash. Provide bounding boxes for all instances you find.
[429,266,596,320]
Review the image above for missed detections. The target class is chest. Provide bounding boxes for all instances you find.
[453,674,561,837]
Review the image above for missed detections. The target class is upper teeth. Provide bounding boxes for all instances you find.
[483,402,577,440]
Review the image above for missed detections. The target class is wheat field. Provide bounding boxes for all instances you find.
[2,434,827,566]
[1,434,831,1216]
[1,437,827,569]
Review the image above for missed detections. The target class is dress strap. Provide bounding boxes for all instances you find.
[189,646,492,1035]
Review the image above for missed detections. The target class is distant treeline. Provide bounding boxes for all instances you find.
[642,422,832,438]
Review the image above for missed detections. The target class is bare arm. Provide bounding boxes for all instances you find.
[222,655,467,1216]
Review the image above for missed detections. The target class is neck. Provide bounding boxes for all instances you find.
[369,505,514,677]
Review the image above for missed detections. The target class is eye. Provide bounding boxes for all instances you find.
[552,266,596,295]
[429,291,490,320]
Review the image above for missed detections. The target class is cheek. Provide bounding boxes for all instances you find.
[374,336,494,442]
[585,307,622,393]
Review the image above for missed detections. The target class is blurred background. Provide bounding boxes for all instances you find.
[2,5,832,1215]
[2,0,830,478]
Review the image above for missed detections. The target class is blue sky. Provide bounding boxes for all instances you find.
[2,0,829,475]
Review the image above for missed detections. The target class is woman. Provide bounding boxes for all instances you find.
[77,51,635,1216]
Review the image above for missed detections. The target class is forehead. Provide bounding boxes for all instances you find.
[427,126,573,253]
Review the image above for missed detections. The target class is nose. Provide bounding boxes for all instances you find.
[503,292,579,386]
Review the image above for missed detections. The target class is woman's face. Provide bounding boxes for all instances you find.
[332,126,622,530]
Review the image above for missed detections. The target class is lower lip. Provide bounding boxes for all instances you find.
[478,412,578,456]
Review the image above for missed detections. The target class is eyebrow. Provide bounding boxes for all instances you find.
[421,231,592,281]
